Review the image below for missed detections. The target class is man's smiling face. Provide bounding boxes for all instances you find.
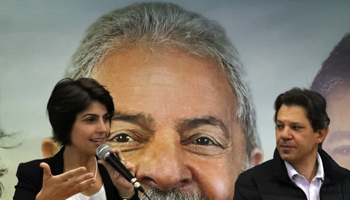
[92,45,247,199]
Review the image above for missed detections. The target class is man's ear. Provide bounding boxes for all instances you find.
[249,148,264,168]
[316,128,328,144]
[41,137,61,158]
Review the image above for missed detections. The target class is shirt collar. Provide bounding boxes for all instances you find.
[285,152,324,181]
[316,152,324,180]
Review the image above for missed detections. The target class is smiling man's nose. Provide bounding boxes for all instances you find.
[136,132,192,191]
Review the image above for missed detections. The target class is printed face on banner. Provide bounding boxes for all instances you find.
[92,45,247,199]
[323,88,350,170]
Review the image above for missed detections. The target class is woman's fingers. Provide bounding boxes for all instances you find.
[58,166,90,182]
[97,150,136,197]
[40,162,53,181]
[37,163,96,200]
[123,160,136,175]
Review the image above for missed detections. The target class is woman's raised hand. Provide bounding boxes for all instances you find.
[35,162,96,200]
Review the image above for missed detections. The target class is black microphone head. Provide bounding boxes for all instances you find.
[96,144,112,160]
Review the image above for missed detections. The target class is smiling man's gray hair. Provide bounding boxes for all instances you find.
[65,2,260,165]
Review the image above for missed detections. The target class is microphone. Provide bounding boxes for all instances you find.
[96,144,145,193]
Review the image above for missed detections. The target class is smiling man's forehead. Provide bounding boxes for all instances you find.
[112,111,229,138]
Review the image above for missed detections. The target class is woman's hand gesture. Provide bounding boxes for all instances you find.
[35,162,96,200]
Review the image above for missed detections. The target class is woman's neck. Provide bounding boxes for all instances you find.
[63,145,97,173]
[63,145,103,196]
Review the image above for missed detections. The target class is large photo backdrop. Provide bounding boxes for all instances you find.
[1,1,350,199]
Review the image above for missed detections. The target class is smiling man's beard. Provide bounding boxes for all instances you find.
[138,188,206,200]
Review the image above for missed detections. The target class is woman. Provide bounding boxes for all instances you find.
[14,78,138,200]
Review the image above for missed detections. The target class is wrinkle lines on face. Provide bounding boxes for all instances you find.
[112,111,156,134]
[175,116,229,139]
[94,47,244,199]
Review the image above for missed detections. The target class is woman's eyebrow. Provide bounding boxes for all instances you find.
[82,113,98,118]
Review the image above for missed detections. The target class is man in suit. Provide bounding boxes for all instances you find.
[234,88,350,200]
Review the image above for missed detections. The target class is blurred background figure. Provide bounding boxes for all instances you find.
[0,129,8,198]
[41,137,61,159]
[1,127,21,198]
[311,32,350,170]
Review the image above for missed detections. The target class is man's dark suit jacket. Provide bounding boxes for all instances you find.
[234,149,350,200]
[13,146,138,200]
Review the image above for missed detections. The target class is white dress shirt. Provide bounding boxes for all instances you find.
[285,153,324,200]
[66,184,106,200]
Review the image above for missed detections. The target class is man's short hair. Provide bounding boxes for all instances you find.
[274,88,330,132]
[311,32,350,97]
[65,2,260,161]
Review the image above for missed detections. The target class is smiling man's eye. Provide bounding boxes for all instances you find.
[193,137,215,145]
[109,133,134,143]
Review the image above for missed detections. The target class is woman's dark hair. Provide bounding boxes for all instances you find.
[274,88,330,132]
[47,78,114,145]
